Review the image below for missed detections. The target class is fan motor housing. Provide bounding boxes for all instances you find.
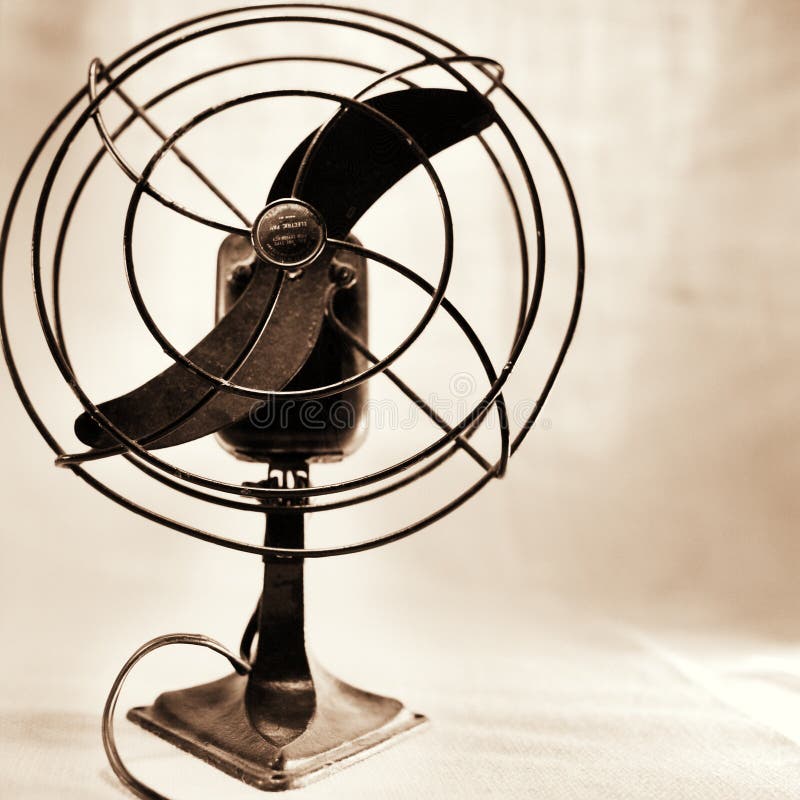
[214,234,369,463]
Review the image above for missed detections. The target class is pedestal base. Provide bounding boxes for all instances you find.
[127,665,426,791]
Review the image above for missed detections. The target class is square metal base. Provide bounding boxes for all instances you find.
[127,667,426,791]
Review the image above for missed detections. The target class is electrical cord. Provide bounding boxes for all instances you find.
[101,633,251,800]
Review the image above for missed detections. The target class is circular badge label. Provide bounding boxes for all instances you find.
[252,200,326,269]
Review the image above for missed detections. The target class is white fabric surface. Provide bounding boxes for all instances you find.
[4,613,800,799]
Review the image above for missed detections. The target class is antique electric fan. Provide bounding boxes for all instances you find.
[0,4,583,797]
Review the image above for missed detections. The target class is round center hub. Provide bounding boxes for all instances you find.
[251,199,326,270]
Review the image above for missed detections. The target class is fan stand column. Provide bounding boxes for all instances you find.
[245,459,316,745]
[127,459,426,792]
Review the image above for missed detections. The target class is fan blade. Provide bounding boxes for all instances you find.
[268,88,494,238]
[74,248,331,450]
[73,89,492,453]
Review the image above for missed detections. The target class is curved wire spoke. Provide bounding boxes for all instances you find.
[327,238,511,477]
[93,60,252,226]
[352,55,504,103]
[87,59,250,235]
[327,293,493,472]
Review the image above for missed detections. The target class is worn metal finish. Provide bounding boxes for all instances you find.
[128,463,426,790]
[216,237,369,462]
[128,668,425,791]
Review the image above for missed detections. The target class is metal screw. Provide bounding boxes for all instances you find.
[330,261,357,289]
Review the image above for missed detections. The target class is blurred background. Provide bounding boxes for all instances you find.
[0,1,798,798]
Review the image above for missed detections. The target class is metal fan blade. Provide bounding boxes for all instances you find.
[268,88,494,237]
[74,252,331,450]
[73,88,492,453]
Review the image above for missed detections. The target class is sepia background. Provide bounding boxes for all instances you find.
[0,1,798,797]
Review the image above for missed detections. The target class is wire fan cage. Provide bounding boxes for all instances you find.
[0,3,584,560]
